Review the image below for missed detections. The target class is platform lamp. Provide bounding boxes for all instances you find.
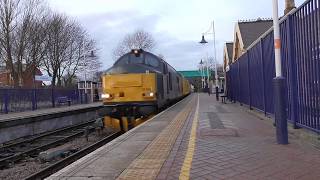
[199,20,219,100]
[82,44,96,104]
[199,59,204,89]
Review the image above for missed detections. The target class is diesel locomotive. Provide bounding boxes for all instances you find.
[100,49,190,131]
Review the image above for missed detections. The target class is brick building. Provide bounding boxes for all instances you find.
[232,19,273,62]
[0,65,43,88]
[223,42,234,72]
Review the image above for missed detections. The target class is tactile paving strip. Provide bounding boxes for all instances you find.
[117,96,195,180]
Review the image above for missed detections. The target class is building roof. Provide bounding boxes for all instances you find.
[178,70,211,78]
[238,19,273,48]
[226,42,234,59]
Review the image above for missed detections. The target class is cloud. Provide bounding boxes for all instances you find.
[76,10,220,71]
[76,11,161,69]
[48,0,307,71]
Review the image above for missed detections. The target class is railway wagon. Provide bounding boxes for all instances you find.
[100,49,190,131]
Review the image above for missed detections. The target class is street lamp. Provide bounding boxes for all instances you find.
[199,36,210,88]
[199,20,219,100]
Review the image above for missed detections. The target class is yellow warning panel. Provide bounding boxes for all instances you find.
[133,118,145,127]
[121,117,129,132]
[104,115,152,132]
[104,116,121,131]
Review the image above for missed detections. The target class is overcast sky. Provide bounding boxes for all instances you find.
[47,0,305,71]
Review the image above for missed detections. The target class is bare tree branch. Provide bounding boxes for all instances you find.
[113,29,156,60]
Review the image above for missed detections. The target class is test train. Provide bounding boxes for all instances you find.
[100,49,190,130]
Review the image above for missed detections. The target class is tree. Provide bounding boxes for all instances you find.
[0,0,21,86]
[24,3,50,83]
[113,29,156,60]
[42,13,70,87]
[42,13,101,87]
[0,0,48,86]
[0,0,101,87]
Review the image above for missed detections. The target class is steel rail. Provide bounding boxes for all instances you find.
[0,120,96,168]
[1,120,95,150]
[24,131,122,180]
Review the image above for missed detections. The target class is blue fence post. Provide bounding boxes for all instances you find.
[80,89,83,104]
[260,40,267,116]
[32,88,36,110]
[238,61,241,105]
[51,87,55,107]
[35,89,38,109]
[74,89,77,104]
[4,89,9,114]
[287,15,299,129]
[247,51,252,110]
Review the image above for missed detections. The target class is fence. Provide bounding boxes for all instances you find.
[226,0,320,133]
[0,88,86,114]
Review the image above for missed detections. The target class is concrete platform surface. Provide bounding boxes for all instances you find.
[0,102,103,144]
[49,94,320,180]
[0,102,102,126]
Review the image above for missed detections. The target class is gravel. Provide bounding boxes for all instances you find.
[0,128,114,180]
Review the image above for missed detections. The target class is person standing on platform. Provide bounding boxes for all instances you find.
[208,80,213,96]
[215,85,219,101]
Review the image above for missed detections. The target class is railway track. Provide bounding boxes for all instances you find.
[24,131,121,180]
[22,98,186,179]
[0,120,96,169]
[1,110,165,179]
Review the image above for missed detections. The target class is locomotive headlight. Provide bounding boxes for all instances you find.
[143,92,155,98]
[101,93,111,99]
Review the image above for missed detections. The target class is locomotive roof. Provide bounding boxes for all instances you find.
[114,50,180,74]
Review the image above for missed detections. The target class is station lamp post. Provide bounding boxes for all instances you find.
[199,20,219,100]
[272,0,288,144]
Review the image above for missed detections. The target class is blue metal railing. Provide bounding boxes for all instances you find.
[0,88,85,114]
[226,0,320,133]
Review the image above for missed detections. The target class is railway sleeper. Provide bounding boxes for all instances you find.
[39,144,76,163]
[0,131,85,169]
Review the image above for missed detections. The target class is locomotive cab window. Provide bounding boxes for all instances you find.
[169,72,172,90]
[129,53,144,64]
[176,76,180,91]
[115,55,129,66]
[145,55,160,67]
[163,63,168,74]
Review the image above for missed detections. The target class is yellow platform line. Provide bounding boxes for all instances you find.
[117,95,195,180]
[179,94,199,180]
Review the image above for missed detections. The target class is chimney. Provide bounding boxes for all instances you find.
[284,0,296,15]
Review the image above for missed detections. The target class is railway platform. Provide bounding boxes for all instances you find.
[0,102,102,123]
[0,102,102,144]
[49,93,320,180]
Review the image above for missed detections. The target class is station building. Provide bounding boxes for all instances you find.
[178,70,211,92]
